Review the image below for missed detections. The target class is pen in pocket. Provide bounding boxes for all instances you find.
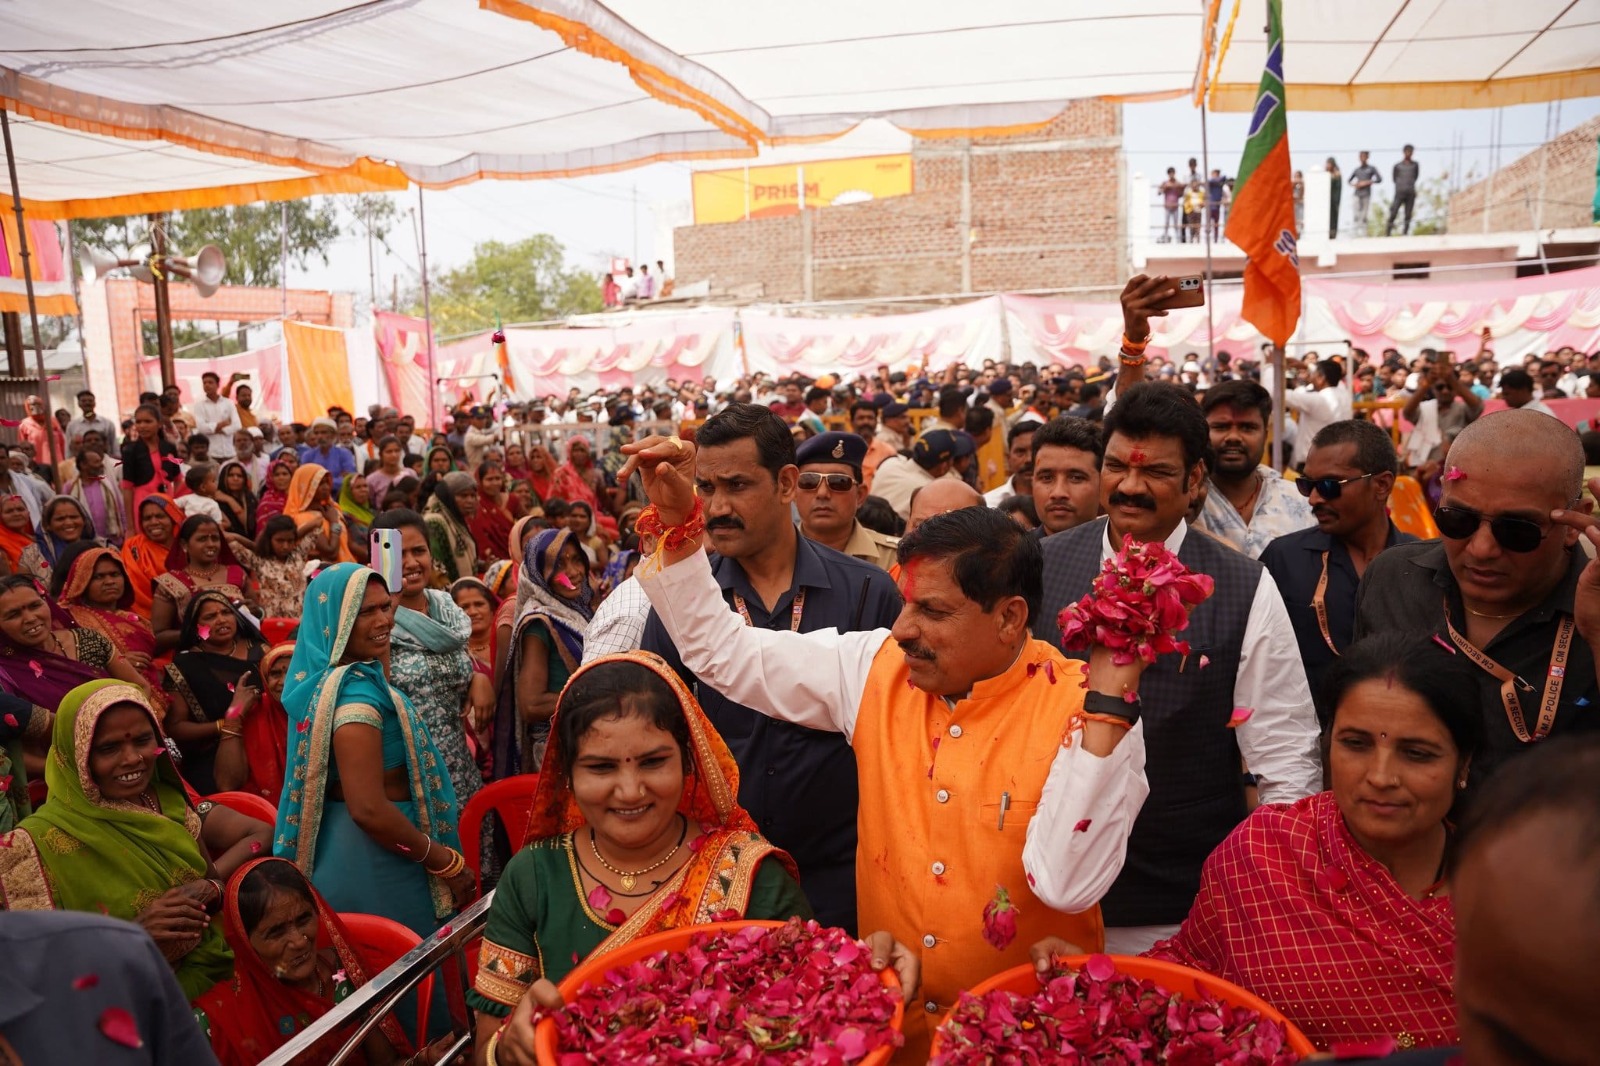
[997,791,1010,830]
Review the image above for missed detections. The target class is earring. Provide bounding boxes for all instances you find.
[1457,774,1469,789]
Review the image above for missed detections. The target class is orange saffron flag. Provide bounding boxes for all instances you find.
[1224,0,1300,346]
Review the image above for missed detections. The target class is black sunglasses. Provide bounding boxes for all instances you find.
[1294,473,1376,500]
[1433,505,1550,553]
[796,472,856,493]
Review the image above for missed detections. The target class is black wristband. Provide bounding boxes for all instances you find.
[1083,690,1141,726]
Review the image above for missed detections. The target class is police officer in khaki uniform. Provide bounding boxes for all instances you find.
[794,431,900,571]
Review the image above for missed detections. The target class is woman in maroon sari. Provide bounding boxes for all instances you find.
[50,542,165,697]
[255,457,295,526]
[469,460,515,567]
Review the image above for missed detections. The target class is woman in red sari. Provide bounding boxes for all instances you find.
[0,494,34,575]
[51,543,165,697]
[238,642,294,807]
[194,856,443,1066]
[256,457,294,525]
[548,437,602,513]
[468,460,515,568]
[121,494,184,618]
[1134,633,1482,1052]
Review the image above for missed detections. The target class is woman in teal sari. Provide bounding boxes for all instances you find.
[0,679,234,999]
[273,563,475,937]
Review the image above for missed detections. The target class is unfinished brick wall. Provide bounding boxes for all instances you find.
[674,100,1124,301]
[1448,115,1600,233]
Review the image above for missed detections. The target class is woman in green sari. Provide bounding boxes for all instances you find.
[469,651,812,1039]
[0,679,234,999]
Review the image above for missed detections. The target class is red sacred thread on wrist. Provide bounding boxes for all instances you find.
[636,497,706,555]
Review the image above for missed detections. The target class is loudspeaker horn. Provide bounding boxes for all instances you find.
[77,245,126,282]
[165,245,226,298]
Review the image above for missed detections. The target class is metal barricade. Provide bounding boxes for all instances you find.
[259,892,494,1066]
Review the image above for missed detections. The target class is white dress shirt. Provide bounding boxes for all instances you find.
[192,396,239,459]
[1261,366,1353,465]
[983,477,1025,507]
[1100,520,1321,807]
[581,577,651,663]
[639,548,1150,914]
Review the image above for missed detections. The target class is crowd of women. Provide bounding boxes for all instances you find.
[0,397,1575,1066]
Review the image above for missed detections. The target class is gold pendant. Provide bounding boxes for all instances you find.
[621,874,636,892]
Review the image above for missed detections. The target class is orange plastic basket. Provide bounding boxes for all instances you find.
[534,920,905,1065]
[929,954,1317,1059]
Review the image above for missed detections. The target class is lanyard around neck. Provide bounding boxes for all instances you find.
[732,588,806,632]
[1443,596,1572,743]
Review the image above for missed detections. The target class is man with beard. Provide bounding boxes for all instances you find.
[1028,416,1102,537]
[1195,380,1315,558]
[1034,382,1319,954]
[639,404,902,934]
[1260,420,1414,722]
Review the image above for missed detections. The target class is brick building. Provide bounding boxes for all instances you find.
[674,101,1125,303]
[1448,115,1600,233]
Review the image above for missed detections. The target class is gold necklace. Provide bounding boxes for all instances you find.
[136,788,160,815]
[1465,605,1520,619]
[588,817,686,892]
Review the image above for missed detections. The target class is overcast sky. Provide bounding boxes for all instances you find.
[291,94,1600,308]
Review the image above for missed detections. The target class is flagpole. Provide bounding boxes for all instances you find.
[1199,102,1218,367]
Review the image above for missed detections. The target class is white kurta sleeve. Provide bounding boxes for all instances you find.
[1022,722,1149,913]
[1234,571,1323,804]
[638,549,889,740]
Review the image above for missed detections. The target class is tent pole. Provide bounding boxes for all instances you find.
[2,109,59,473]
[417,186,438,430]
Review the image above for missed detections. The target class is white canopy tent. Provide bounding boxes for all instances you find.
[8,1,1595,219]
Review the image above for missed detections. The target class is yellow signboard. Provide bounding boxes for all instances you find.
[692,155,914,225]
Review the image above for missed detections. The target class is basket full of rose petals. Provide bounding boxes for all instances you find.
[534,917,904,1064]
[929,954,1314,1063]
[1056,539,1215,665]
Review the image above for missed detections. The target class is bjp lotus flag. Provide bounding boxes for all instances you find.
[1224,0,1300,346]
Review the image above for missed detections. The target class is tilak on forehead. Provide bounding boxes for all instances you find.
[899,557,923,602]
[1128,448,1148,465]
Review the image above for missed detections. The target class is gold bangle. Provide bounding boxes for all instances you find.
[484,1029,501,1066]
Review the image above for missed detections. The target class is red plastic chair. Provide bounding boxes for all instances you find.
[340,911,434,1041]
[459,774,540,887]
[205,790,278,824]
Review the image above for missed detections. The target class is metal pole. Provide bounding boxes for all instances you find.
[280,201,288,320]
[416,186,438,429]
[0,109,58,472]
[148,213,176,392]
[1198,101,1218,361]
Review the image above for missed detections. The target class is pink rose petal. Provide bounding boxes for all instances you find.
[2,714,16,728]
[28,660,42,679]
[587,883,613,912]
[1445,466,1465,481]
[98,1007,143,1049]
[1073,819,1092,833]
[1227,706,1254,728]
[1082,953,1117,982]
[72,973,99,991]
[1432,633,1458,655]
[197,624,212,640]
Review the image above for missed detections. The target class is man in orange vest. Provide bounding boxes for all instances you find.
[619,433,1169,1057]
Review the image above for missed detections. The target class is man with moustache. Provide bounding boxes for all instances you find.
[1035,382,1320,954]
[1195,380,1315,558]
[1260,420,1414,722]
[1356,410,1600,781]
[795,431,900,571]
[624,428,1156,1057]
[1028,416,1102,537]
[639,404,902,934]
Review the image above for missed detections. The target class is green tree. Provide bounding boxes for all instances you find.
[72,200,342,287]
[412,235,603,337]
